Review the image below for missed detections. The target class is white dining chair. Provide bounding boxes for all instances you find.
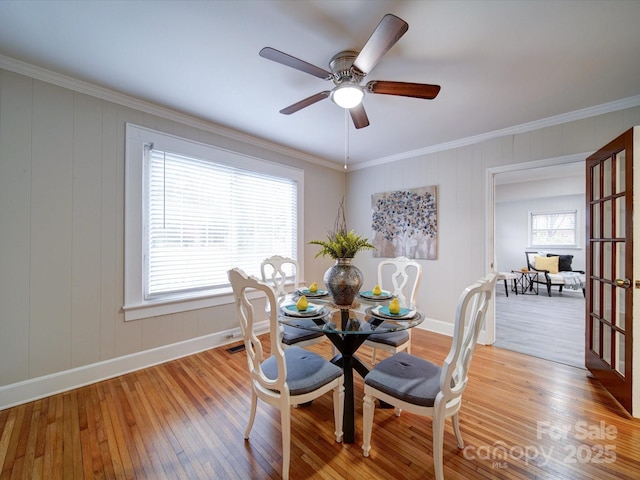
[260,255,326,349]
[361,271,498,480]
[363,256,423,364]
[227,268,344,480]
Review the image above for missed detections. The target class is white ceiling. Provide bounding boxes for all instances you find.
[1,0,640,169]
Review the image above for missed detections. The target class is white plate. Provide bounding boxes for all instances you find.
[368,305,417,320]
[295,288,329,297]
[359,290,393,300]
[281,303,324,317]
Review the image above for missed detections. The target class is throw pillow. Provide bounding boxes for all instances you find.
[534,255,559,274]
[547,253,574,272]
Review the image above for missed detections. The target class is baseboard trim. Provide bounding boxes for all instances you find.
[0,321,269,411]
[2,317,485,410]
[418,317,490,344]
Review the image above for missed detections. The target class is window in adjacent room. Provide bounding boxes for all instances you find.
[124,124,303,320]
[529,210,577,248]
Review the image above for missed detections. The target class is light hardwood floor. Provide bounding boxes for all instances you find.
[494,285,585,368]
[1,329,638,479]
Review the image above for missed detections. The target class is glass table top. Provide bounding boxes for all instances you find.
[277,294,424,335]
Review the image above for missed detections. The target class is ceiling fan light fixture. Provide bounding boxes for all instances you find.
[331,84,364,109]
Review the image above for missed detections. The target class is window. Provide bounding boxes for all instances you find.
[124,124,303,320]
[529,210,577,248]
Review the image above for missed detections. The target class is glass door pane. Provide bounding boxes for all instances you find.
[615,151,625,194]
[615,333,625,376]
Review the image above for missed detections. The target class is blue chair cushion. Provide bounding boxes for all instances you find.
[262,346,342,395]
[364,351,441,407]
[367,330,410,347]
[281,324,324,345]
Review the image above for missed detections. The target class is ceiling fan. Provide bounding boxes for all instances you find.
[259,13,441,129]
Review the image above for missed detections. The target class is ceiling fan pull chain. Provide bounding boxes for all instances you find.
[344,109,349,170]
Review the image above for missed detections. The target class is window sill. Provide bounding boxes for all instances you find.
[123,288,236,321]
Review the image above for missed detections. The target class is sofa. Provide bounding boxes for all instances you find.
[525,251,586,297]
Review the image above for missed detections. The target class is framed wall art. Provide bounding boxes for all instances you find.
[371,185,437,259]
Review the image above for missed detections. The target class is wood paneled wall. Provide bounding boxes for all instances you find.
[345,106,640,330]
[2,62,640,410]
[0,68,344,393]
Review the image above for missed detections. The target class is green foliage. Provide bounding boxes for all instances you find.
[309,229,375,259]
[310,198,375,259]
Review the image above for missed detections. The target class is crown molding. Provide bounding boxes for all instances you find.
[3,54,639,174]
[0,54,343,172]
[352,95,640,171]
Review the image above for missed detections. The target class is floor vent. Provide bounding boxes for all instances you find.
[226,344,245,354]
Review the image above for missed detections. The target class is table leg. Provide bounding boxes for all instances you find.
[352,355,370,378]
[325,331,370,444]
[341,353,355,443]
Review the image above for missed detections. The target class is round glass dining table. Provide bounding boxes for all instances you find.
[278,294,424,443]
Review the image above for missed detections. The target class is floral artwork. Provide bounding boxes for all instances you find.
[371,186,437,259]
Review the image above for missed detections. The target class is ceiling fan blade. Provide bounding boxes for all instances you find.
[259,47,333,80]
[366,81,441,99]
[353,14,408,75]
[349,103,369,129]
[279,91,331,115]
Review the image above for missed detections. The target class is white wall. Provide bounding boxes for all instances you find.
[0,67,345,407]
[346,108,640,335]
[496,172,586,272]
[2,62,640,408]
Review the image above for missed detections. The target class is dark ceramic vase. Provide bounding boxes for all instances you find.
[323,258,363,307]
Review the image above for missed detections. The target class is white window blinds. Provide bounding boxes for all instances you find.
[530,210,577,247]
[146,148,297,299]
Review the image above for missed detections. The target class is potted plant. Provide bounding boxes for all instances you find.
[309,229,375,260]
[309,200,375,306]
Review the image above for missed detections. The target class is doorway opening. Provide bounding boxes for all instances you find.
[487,154,588,368]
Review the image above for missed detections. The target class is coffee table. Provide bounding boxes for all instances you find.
[512,270,539,295]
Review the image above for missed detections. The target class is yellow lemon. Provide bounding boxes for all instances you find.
[372,284,382,296]
[388,298,401,314]
[309,282,318,293]
[296,295,308,311]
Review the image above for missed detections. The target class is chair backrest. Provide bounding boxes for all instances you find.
[228,268,287,393]
[439,271,498,406]
[377,256,423,305]
[260,255,299,299]
[525,251,538,270]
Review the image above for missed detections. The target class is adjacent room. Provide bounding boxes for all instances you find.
[494,162,586,369]
[1,2,640,479]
